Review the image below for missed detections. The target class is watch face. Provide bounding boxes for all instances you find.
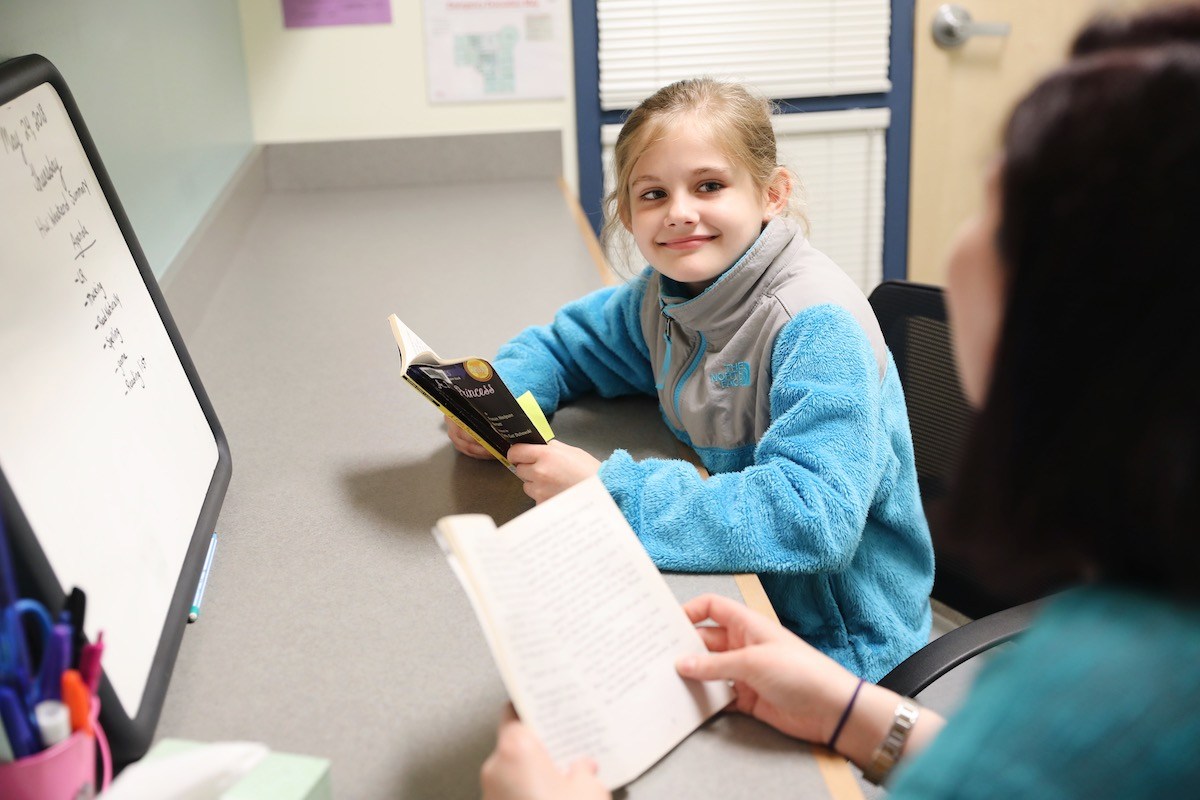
[864,699,921,785]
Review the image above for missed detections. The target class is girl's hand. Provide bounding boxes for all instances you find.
[481,706,610,800]
[508,441,601,503]
[446,421,492,460]
[676,594,863,745]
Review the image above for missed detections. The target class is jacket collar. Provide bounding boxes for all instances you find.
[658,217,800,341]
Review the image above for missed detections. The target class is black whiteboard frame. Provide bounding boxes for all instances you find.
[0,54,232,768]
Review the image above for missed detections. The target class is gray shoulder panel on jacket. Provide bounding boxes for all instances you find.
[769,238,888,380]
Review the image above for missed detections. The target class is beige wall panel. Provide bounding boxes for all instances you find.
[908,0,1150,284]
[237,0,570,146]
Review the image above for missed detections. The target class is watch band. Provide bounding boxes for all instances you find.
[862,697,920,785]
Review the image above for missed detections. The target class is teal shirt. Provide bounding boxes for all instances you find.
[890,586,1200,798]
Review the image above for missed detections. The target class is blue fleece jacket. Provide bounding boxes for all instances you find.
[493,220,933,680]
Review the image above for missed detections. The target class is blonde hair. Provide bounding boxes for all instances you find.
[601,78,805,272]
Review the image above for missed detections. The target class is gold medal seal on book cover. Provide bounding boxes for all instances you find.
[465,359,493,382]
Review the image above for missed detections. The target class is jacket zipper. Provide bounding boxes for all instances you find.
[673,333,707,429]
[655,301,672,391]
[656,300,706,431]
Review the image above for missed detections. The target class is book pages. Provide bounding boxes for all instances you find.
[387,314,434,369]
[436,477,734,789]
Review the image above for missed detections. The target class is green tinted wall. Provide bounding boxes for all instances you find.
[1,1,253,277]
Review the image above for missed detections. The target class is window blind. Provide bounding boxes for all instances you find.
[600,108,888,293]
[598,0,892,110]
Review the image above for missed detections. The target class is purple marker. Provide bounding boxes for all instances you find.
[35,620,72,703]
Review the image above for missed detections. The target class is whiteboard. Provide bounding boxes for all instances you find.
[0,56,230,763]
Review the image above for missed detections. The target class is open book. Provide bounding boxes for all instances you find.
[435,477,735,789]
[388,314,553,472]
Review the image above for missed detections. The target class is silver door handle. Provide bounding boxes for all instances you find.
[932,4,1011,49]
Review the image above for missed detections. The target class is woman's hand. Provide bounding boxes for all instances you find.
[508,441,602,503]
[446,421,492,460]
[481,706,610,800]
[676,594,863,745]
[679,594,946,767]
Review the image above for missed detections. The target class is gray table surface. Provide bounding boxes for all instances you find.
[156,180,851,799]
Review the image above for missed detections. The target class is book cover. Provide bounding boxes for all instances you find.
[388,314,553,472]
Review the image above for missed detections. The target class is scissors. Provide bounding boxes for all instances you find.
[3,597,57,701]
[0,515,64,711]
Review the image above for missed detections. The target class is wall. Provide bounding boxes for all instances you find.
[0,0,254,278]
[238,1,572,145]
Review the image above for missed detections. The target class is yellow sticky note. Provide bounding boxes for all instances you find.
[517,391,555,442]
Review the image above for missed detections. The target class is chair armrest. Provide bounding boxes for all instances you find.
[877,599,1045,697]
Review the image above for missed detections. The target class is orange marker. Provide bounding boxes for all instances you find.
[61,669,92,735]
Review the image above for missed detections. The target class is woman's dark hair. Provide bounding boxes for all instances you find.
[1071,2,1200,56]
[946,40,1200,602]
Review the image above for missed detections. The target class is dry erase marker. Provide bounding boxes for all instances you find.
[0,685,37,758]
[35,616,72,703]
[61,670,91,734]
[34,699,70,747]
[189,533,218,622]
[78,630,105,695]
[0,717,13,762]
[64,586,87,667]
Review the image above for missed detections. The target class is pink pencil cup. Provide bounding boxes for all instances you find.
[0,702,110,800]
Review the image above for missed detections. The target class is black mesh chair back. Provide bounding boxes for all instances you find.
[870,280,1044,696]
[869,280,1010,620]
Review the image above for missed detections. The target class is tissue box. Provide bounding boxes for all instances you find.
[146,739,332,800]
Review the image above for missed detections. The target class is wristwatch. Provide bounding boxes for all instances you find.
[862,698,920,785]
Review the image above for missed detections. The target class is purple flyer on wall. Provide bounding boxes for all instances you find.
[282,0,392,28]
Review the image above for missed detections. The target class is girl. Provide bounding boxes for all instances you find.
[450,79,933,682]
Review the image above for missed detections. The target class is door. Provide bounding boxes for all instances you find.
[907,0,1148,284]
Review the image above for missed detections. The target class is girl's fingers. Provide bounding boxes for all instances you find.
[447,425,490,458]
[506,444,538,464]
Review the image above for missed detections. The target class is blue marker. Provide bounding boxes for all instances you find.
[189,533,218,623]
[0,516,23,688]
[0,685,37,758]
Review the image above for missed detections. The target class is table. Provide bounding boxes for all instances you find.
[155,178,862,799]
